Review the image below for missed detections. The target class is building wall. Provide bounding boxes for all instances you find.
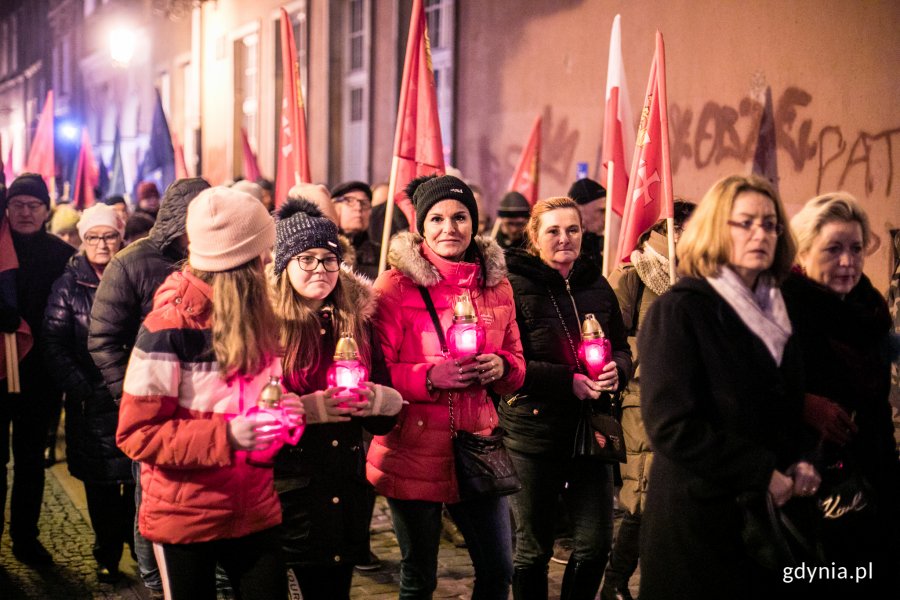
[453,0,900,290]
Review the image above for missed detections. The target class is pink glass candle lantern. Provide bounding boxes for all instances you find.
[327,334,369,404]
[446,294,485,359]
[242,377,304,446]
[578,313,612,380]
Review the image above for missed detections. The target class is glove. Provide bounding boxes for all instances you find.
[299,388,354,424]
[0,306,21,334]
[369,384,403,417]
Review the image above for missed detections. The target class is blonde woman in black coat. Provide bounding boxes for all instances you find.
[637,175,820,599]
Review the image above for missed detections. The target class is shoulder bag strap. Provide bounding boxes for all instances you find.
[417,286,449,355]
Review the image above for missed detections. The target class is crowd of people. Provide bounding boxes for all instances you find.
[0,167,898,600]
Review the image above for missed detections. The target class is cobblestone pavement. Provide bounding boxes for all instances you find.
[3,457,639,599]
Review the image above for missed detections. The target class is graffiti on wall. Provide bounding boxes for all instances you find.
[669,86,900,197]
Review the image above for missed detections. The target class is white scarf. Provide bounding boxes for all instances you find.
[706,267,792,365]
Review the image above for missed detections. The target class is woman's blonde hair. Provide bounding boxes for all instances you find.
[790,191,871,257]
[190,258,280,379]
[271,267,371,394]
[526,196,582,256]
[677,174,795,283]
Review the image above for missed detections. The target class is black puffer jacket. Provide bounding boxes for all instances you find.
[499,249,631,456]
[88,178,209,401]
[43,254,131,483]
[274,269,395,568]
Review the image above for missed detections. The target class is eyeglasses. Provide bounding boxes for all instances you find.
[84,233,121,246]
[7,201,46,213]
[294,255,341,272]
[334,196,372,210]
[727,219,784,236]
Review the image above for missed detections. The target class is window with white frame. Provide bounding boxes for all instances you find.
[236,32,259,158]
[425,0,454,164]
[342,0,369,181]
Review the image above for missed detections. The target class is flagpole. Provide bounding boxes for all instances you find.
[602,161,614,277]
[666,216,677,285]
[4,333,19,393]
[378,155,401,275]
[489,219,501,240]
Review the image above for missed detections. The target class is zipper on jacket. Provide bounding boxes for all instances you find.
[564,277,581,325]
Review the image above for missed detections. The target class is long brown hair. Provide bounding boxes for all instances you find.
[190,258,280,379]
[271,267,371,393]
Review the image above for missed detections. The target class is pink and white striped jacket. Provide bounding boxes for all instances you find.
[116,270,282,544]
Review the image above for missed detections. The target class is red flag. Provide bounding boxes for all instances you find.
[73,127,99,210]
[240,128,262,182]
[275,8,311,209]
[616,31,673,266]
[0,218,34,384]
[26,90,55,188]
[507,116,541,206]
[172,132,189,179]
[390,0,445,230]
[600,15,635,276]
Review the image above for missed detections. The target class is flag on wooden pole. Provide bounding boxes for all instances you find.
[2,136,14,184]
[172,132,189,179]
[0,187,32,392]
[26,90,55,189]
[241,127,262,182]
[378,0,445,273]
[141,89,176,193]
[276,7,311,209]
[600,15,635,277]
[616,31,674,280]
[507,115,541,206]
[73,127,99,210]
[751,86,779,194]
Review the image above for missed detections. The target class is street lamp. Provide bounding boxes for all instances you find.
[109,27,136,67]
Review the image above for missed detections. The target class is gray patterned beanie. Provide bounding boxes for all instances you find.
[274,198,343,275]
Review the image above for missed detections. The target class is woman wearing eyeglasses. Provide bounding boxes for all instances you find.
[270,199,403,599]
[636,175,820,599]
[43,204,132,582]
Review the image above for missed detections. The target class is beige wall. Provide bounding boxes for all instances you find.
[454,0,900,290]
[182,0,898,289]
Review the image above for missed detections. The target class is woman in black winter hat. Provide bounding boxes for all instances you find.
[271,199,403,600]
[367,175,526,600]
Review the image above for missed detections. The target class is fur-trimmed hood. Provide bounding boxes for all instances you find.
[386,231,507,288]
[337,265,377,323]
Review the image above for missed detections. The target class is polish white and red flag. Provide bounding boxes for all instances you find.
[616,30,674,267]
[600,15,635,276]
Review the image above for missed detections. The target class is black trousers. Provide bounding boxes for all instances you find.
[154,526,286,600]
[0,355,60,543]
[290,564,355,600]
[84,481,136,568]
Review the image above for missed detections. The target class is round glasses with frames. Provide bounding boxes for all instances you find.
[294,255,341,272]
[83,233,121,246]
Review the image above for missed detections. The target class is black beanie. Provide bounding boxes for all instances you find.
[408,175,478,234]
[274,198,343,275]
[8,173,51,208]
[497,191,531,218]
[567,178,606,206]
[331,180,372,201]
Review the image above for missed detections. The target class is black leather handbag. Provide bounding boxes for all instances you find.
[418,286,522,501]
[572,398,627,463]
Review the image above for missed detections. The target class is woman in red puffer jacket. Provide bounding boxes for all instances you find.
[367,175,525,600]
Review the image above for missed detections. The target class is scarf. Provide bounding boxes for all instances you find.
[706,267,792,365]
[631,243,672,297]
